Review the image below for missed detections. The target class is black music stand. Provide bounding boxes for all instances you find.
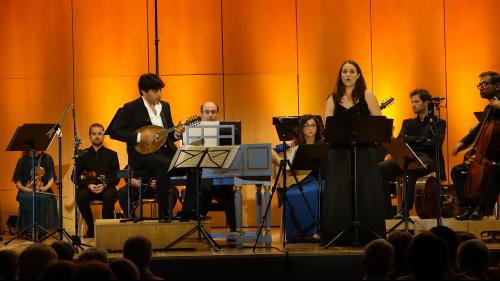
[323,116,392,248]
[5,124,56,244]
[253,116,299,250]
[165,146,236,251]
[287,144,330,241]
[383,138,427,233]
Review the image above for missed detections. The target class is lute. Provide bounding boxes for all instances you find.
[135,115,201,155]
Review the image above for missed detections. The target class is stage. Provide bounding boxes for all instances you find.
[2,218,500,280]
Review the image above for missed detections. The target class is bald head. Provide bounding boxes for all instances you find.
[200,101,219,121]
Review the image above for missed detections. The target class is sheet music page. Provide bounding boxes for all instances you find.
[183,121,219,146]
[168,145,208,171]
[202,145,240,168]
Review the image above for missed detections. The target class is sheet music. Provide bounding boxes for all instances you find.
[168,145,240,172]
[183,121,219,146]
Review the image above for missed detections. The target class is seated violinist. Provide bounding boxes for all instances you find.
[12,150,58,236]
[453,72,500,220]
[272,114,324,242]
[74,123,119,238]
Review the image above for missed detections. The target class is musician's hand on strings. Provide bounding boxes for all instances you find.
[174,121,185,139]
[130,178,141,188]
[150,179,157,189]
[39,185,50,192]
[285,140,296,148]
[489,96,500,110]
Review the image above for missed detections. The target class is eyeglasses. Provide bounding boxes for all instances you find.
[477,81,491,90]
[304,123,317,128]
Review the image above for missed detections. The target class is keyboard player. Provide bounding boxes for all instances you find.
[179,101,236,232]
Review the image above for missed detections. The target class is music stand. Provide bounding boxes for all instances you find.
[5,124,56,244]
[323,116,393,248]
[383,138,427,233]
[165,145,238,251]
[253,116,299,250]
[287,144,330,241]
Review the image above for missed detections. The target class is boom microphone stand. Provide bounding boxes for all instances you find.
[40,104,75,243]
[429,98,445,226]
[69,106,90,252]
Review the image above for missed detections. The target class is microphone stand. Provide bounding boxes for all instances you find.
[429,99,444,226]
[40,105,74,243]
[69,105,90,252]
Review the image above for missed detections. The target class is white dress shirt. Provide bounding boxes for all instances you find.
[137,96,164,143]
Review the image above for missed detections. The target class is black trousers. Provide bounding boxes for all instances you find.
[182,169,236,231]
[451,163,470,207]
[77,187,117,231]
[117,185,179,217]
[378,159,433,216]
[203,186,236,232]
[131,150,172,217]
[452,163,500,209]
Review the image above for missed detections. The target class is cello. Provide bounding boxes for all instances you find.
[463,105,500,201]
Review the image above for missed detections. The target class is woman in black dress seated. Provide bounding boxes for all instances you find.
[321,60,385,245]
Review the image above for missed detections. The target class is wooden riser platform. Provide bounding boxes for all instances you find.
[95,219,212,251]
[386,217,500,238]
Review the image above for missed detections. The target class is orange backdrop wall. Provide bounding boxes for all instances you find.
[1,0,499,233]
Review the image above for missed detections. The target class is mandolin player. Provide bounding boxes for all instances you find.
[110,73,185,223]
[453,72,500,221]
[74,123,120,238]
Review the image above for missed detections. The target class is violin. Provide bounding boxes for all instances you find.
[26,167,45,192]
[80,170,106,186]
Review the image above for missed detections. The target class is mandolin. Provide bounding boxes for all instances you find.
[135,115,201,155]
[380,97,395,111]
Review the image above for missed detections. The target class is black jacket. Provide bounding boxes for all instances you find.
[398,116,447,180]
[460,106,500,148]
[74,146,120,189]
[109,97,178,165]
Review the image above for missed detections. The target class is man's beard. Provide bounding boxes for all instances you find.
[92,139,102,147]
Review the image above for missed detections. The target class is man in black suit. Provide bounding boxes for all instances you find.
[453,72,500,220]
[75,123,120,238]
[110,73,184,222]
[379,89,446,219]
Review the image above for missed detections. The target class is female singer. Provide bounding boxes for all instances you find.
[321,60,385,245]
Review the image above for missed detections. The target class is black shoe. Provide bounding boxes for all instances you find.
[469,206,484,221]
[83,232,95,238]
[456,206,474,220]
[159,215,172,223]
[179,212,197,222]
